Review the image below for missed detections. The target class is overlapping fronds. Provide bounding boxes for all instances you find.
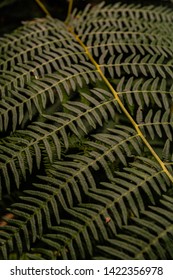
[0,1,173,260]
[93,195,173,260]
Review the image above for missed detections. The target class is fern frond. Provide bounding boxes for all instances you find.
[0,85,121,196]
[115,76,173,110]
[0,18,69,71]
[93,195,173,260]
[138,109,173,140]
[1,1,173,260]
[0,123,143,257]
[101,54,173,80]
[0,61,100,132]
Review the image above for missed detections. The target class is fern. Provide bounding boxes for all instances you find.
[94,195,173,259]
[0,1,173,260]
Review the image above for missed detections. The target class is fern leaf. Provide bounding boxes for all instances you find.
[1,1,173,260]
[94,196,173,259]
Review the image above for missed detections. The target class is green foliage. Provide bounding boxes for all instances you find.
[0,1,173,260]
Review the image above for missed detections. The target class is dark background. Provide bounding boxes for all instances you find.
[0,0,173,36]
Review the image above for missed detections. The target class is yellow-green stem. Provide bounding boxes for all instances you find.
[65,0,74,24]
[35,0,51,16]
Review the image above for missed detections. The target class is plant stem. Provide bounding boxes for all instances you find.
[35,0,51,16]
[65,0,74,24]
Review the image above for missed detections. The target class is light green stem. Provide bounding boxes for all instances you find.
[35,0,51,16]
